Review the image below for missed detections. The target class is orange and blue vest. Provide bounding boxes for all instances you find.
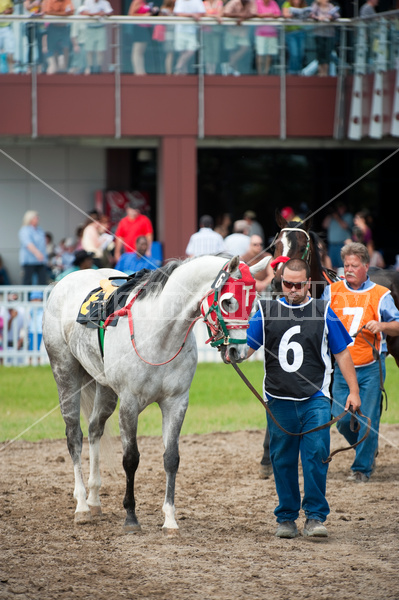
[329,279,390,367]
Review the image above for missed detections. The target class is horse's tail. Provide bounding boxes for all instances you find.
[80,374,96,423]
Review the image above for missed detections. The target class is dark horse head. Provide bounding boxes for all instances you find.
[271,209,329,299]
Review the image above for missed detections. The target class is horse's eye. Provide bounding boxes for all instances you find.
[220,294,239,314]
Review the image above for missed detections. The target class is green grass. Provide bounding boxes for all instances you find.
[1,357,399,443]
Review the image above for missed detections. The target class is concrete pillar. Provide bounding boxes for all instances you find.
[157,136,197,261]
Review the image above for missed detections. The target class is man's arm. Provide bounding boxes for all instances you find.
[114,237,123,262]
[145,233,153,257]
[26,242,44,262]
[364,320,399,337]
[333,348,361,412]
[247,347,256,359]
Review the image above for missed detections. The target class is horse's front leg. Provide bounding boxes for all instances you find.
[119,401,141,533]
[55,364,92,523]
[259,423,273,479]
[160,397,188,536]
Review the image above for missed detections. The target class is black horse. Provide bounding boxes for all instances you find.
[259,213,399,478]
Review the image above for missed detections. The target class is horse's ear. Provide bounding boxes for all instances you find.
[275,208,287,229]
[299,212,313,231]
[249,255,272,276]
[227,255,241,273]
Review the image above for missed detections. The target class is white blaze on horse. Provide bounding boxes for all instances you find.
[42,254,270,534]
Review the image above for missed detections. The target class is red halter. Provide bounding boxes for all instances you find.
[200,262,256,347]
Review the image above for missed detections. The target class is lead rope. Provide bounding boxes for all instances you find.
[355,325,388,412]
[230,360,371,463]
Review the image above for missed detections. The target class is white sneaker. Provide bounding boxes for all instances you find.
[275,521,299,538]
[347,471,369,483]
[303,519,328,537]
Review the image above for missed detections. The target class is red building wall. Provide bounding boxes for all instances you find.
[0,74,338,138]
[0,73,338,259]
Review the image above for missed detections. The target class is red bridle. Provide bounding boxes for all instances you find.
[200,262,256,347]
[102,261,257,363]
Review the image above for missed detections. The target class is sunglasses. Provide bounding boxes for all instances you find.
[282,279,308,290]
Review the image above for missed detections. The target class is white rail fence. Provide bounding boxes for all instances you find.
[0,285,263,366]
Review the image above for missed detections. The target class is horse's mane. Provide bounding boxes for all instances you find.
[134,259,183,301]
[133,254,237,302]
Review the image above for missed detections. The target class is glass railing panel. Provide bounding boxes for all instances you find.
[120,21,167,74]
[0,13,399,76]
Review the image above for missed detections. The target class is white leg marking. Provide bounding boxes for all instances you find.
[73,462,90,514]
[87,439,102,510]
[162,502,178,530]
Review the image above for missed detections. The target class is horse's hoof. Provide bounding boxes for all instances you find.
[162,527,180,538]
[259,463,273,479]
[88,505,102,517]
[74,510,93,524]
[123,521,142,534]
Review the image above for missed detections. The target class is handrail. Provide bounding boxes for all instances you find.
[1,11,398,25]
[0,14,352,25]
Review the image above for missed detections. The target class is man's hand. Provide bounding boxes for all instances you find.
[365,319,399,337]
[345,391,361,413]
[364,320,383,335]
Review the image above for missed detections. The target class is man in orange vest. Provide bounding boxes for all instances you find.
[322,242,399,483]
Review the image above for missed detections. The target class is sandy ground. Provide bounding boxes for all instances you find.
[1,425,399,600]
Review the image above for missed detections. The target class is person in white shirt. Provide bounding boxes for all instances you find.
[78,0,113,74]
[223,219,250,257]
[185,215,226,257]
[173,0,205,74]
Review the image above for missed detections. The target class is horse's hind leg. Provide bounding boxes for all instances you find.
[49,354,92,522]
[85,381,118,516]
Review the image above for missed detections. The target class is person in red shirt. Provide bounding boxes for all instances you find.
[113,199,153,263]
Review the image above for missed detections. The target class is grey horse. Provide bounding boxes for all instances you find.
[43,254,269,534]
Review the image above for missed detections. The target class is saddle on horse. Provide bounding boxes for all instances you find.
[76,269,151,328]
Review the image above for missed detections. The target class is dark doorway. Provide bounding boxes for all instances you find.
[106,148,157,238]
[198,148,399,266]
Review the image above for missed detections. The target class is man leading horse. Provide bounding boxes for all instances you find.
[245,258,361,538]
[322,242,399,483]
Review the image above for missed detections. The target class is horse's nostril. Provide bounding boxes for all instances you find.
[229,347,239,362]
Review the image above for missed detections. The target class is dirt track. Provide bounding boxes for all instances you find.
[1,425,399,600]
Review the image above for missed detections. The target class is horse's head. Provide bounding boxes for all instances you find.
[271,210,313,295]
[201,255,270,364]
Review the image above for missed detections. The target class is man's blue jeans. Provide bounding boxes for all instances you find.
[266,396,331,524]
[332,358,385,478]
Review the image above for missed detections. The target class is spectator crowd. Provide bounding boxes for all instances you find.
[0,0,387,76]
[1,200,397,289]
[1,200,398,365]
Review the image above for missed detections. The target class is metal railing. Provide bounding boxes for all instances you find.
[1,12,398,76]
[0,286,50,366]
[0,284,264,366]
[1,12,398,139]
